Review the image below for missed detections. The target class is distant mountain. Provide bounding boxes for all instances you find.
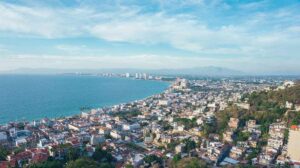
[150,66,245,76]
[1,66,245,76]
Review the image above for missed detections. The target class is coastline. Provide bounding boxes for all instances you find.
[0,74,171,126]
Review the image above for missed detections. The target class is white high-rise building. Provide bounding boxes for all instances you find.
[143,73,148,79]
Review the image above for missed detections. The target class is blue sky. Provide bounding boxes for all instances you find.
[0,0,300,74]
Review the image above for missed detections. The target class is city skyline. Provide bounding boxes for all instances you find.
[0,0,300,75]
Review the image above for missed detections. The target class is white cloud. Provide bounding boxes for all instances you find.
[238,0,268,10]
[89,14,244,53]
[0,2,89,38]
[0,1,299,73]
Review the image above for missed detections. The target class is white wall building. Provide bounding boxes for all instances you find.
[0,132,7,142]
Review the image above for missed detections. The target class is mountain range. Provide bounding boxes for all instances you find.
[0,66,245,76]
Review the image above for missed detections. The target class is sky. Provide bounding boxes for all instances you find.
[0,0,300,74]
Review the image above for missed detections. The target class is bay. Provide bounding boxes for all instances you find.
[0,75,169,124]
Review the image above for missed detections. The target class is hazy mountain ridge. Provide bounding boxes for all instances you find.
[0,66,245,76]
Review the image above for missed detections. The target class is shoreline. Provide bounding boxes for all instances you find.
[0,75,172,126]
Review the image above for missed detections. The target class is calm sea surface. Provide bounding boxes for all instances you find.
[0,75,169,124]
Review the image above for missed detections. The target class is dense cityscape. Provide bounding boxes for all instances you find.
[0,74,299,168]
[1,0,300,167]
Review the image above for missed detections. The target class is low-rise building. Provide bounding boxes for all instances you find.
[223,131,234,143]
[90,135,105,145]
[122,123,140,131]
[0,132,7,142]
[228,118,239,129]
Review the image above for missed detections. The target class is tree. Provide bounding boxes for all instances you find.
[176,157,208,168]
[17,123,25,130]
[27,160,63,168]
[173,118,197,129]
[183,139,196,152]
[202,123,217,137]
[172,154,181,163]
[236,131,250,142]
[97,163,114,168]
[66,147,80,161]
[246,148,259,162]
[65,158,100,168]
[167,141,179,151]
[143,154,162,165]
[13,146,25,154]
[125,164,134,168]
[0,145,9,161]
[92,146,114,163]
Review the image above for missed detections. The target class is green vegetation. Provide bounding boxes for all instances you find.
[17,122,25,130]
[27,159,64,168]
[286,110,300,126]
[245,84,300,125]
[104,134,113,139]
[283,129,289,145]
[13,146,26,155]
[245,148,260,162]
[65,158,101,168]
[92,146,114,163]
[66,147,81,161]
[27,145,114,168]
[244,84,300,105]
[0,145,9,161]
[143,154,162,166]
[125,164,134,168]
[125,142,146,152]
[195,83,300,165]
[213,84,300,137]
[214,105,241,134]
[174,118,197,129]
[183,139,196,152]
[234,165,257,168]
[50,143,80,162]
[202,123,217,137]
[172,157,208,168]
[157,120,173,131]
[167,141,180,151]
[275,162,291,168]
[235,131,250,142]
[172,154,181,163]
[112,109,141,119]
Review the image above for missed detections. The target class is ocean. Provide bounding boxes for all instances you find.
[0,74,169,124]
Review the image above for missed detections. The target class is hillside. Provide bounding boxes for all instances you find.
[212,84,300,137]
